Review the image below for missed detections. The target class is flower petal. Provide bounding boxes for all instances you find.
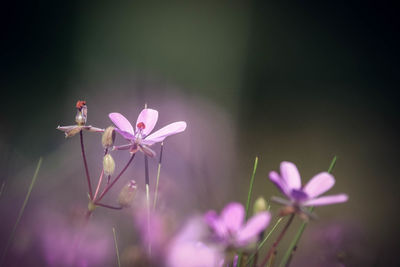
[57,125,82,137]
[236,212,271,246]
[280,161,301,190]
[221,202,245,233]
[303,172,335,198]
[144,121,187,145]
[269,171,289,196]
[82,126,104,132]
[115,128,135,140]
[303,194,348,206]
[109,113,134,135]
[204,211,227,238]
[136,108,159,136]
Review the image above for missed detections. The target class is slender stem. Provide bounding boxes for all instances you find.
[279,156,337,267]
[93,148,109,201]
[153,142,164,210]
[112,227,121,267]
[237,157,259,267]
[93,170,104,201]
[260,214,295,267]
[144,155,151,255]
[96,153,136,202]
[96,202,123,210]
[246,217,284,266]
[80,131,93,200]
[1,157,42,265]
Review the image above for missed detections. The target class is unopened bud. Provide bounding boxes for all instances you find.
[75,109,87,125]
[102,126,116,148]
[118,180,137,208]
[103,154,115,176]
[253,197,268,214]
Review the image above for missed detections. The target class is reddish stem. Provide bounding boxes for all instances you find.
[260,214,295,267]
[80,131,93,200]
[93,170,104,201]
[95,153,136,203]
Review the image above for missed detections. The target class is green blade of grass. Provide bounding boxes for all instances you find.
[153,142,164,210]
[112,227,121,267]
[238,156,258,267]
[278,156,337,267]
[0,157,42,265]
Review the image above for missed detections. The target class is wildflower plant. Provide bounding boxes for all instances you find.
[53,100,349,267]
[56,101,187,220]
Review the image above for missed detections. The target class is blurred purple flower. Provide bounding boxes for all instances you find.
[204,202,271,248]
[36,209,111,267]
[167,217,224,267]
[269,161,348,209]
[109,108,186,157]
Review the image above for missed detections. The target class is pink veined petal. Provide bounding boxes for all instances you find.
[115,128,135,140]
[280,161,302,190]
[303,194,348,206]
[204,211,227,238]
[144,121,187,144]
[303,172,335,198]
[221,203,245,233]
[109,113,134,135]
[236,212,271,246]
[136,108,159,136]
[269,171,289,196]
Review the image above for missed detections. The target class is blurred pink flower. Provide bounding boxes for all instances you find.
[167,217,224,267]
[269,161,348,208]
[109,108,186,157]
[37,210,111,267]
[204,202,270,248]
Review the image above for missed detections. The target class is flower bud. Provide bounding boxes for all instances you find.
[103,154,115,176]
[118,180,137,208]
[253,196,269,214]
[102,126,116,148]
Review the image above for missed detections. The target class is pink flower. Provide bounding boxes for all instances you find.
[109,108,186,157]
[269,161,348,209]
[204,202,271,248]
[167,217,224,267]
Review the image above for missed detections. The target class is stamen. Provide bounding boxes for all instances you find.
[137,122,146,130]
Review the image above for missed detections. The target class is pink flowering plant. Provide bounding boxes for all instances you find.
[49,100,350,267]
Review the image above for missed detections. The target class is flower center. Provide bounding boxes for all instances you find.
[290,189,308,202]
[137,122,146,130]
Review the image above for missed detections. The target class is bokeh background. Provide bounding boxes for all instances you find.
[1,1,399,266]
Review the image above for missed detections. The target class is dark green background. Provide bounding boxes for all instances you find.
[1,0,399,265]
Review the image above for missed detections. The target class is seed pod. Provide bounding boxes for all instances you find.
[253,196,268,214]
[118,180,137,208]
[103,154,116,176]
[102,126,116,148]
